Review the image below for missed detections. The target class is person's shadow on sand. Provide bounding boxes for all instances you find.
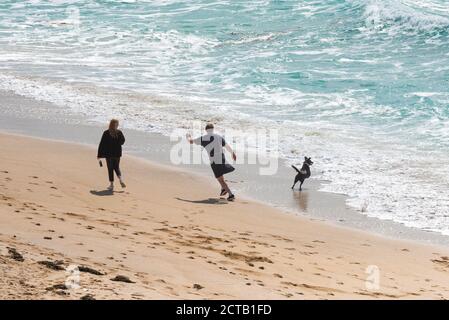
[175,197,227,205]
[90,190,125,196]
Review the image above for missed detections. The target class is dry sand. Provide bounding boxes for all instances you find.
[1,132,449,300]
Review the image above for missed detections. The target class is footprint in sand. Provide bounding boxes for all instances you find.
[111,275,135,283]
[7,248,24,262]
[193,284,204,290]
[38,260,65,271]
[432,256,449,270]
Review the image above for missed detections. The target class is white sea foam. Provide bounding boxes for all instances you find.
[360,0,449,33]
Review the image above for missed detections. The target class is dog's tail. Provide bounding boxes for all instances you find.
[291,165,300,173]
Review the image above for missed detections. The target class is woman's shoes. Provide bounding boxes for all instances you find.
[106,181,125,192]
[227,194,235,201]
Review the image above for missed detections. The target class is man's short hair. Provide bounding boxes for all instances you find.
[205,123,214,130]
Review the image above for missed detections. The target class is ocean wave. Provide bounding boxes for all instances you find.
[221,31,289,46]
[358,0,449,33]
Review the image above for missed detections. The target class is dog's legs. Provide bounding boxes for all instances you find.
[299,181,303,191]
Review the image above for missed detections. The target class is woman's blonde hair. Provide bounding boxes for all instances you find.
[108,119,119,137]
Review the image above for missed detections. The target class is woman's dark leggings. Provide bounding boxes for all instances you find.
[106,157,121,182]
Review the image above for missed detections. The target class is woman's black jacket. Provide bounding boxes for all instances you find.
[97,130,125,158]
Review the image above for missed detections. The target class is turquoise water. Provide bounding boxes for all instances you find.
[1,0,449,234]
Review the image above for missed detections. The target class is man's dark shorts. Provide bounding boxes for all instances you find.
[211,163,235,178]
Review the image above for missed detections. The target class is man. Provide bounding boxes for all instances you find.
[187,123,237,201]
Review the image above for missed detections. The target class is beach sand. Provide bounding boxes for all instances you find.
[1,132,449,300]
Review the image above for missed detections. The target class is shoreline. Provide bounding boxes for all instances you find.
[1,131,449,299]
[1,89,449,247]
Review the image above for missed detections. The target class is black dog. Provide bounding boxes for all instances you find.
[291,157,313,191]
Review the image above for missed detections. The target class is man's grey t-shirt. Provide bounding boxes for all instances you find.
[193,133,226,164]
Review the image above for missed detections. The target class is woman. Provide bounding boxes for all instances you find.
[97,119,126,191]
